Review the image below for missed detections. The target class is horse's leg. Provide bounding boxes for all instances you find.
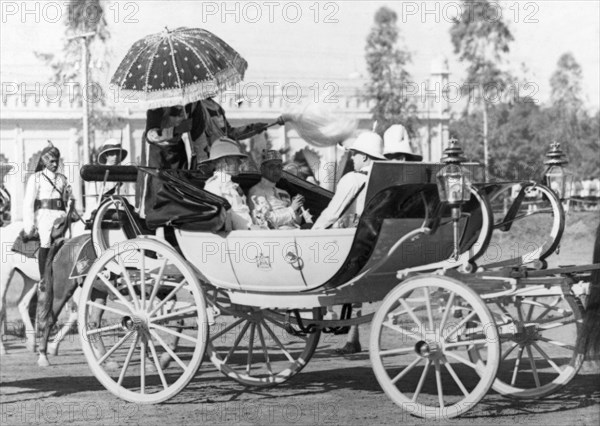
[87,288,118,370]
[48,287,79,356]
[17,280,38,352]
[0,265,18,355]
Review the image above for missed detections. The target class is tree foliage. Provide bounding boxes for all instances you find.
[35,0,123,147]
[364,7,418,136]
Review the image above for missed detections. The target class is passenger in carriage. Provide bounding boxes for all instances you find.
[138,101,278,217]
[383,124,423,162]
[333,125,423,355]
[312,131,386,229]
[248,150,305,229]
[202,137,254,230]
[96,139,128,198]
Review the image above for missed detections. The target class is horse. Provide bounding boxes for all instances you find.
[0,221,96,366]
[579,222,600,359]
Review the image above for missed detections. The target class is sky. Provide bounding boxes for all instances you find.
[1,0,599,111]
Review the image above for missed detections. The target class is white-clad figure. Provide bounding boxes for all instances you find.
[312,131,386,230]
[23,142,72,280]
[202,137,253,231]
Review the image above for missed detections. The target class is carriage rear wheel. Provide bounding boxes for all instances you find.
[370,275,500,419]
[78,238,208,404]
[469,284,584,399]
[206,291,321,386]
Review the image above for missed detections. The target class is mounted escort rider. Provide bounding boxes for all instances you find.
[22,142,74,282]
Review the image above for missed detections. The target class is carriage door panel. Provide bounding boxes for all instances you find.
[294,229,355,289]
[226,231,306,292]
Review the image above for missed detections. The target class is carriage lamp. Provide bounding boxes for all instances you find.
[544,142,573,201]
[436,139,472,260]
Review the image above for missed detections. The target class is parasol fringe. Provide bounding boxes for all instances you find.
[113,67,244,109]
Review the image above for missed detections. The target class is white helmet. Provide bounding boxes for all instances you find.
[383,125,423,161]
[349,131,386,160]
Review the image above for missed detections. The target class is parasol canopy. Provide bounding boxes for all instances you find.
[110,27,247,109]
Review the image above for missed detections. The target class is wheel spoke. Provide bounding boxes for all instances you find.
[501,342,519,361]
[147,339,168,390]
[147,258,168,308]
[443,359,469,396]
[444,351,478,370]
[150,323,198,344]
[140,250,146,311]
[224,320,251,363]
[382,321,422,341]
[149,279,188,317]
[537,336,575,351]
[525,297,536,322]
[210,318,245,342]
[444,338,489,349]
[399,299,424,333]
[257,324,272,375]
[531,342,563,374]
[149,330,186,370]
[97,273,134,311]
[86,300,130,318]
[511,346,524,386]
[412,359,431,402]
[537,317,576,329]
[118,258,140,311]
[439,292,456,332]
[86,322,122,336]
[151,305,198,323]
[260,319,295,363]
[97,330,135,365]
[525,344,541,387]
[246,323,256,374]
[390,356,422,384]
[444,310,477,341]
[378,347,416,356]
[140,339,146,394]
[263,314,308,342]
[534,297,562,322]
[118,333,139,386]
[434,359,444,408]
[424,287,434,330]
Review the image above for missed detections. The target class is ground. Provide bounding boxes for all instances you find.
[1,211,599,425]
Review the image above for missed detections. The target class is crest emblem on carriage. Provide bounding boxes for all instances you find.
[255,253,272,270]
[76,257,90,274]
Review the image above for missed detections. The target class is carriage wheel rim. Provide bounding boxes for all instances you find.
[78,238,208,404]
[370,275,500,419]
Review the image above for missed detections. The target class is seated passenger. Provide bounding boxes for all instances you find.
[383,124,423,161]
[312,131,386,229]
[248,150,305,229]
[202,137,253,230]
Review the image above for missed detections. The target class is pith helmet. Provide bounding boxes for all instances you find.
[349,131,386,160]
[199,137,247,163]
[383,125,423,161]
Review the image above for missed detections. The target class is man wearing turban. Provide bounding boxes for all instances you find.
[23,141,72,278]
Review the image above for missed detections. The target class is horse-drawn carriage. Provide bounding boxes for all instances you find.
[74,140,597,419]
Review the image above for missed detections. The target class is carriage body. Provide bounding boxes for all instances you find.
[76,159,595,418]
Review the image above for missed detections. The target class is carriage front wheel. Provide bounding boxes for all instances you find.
[370,275,500,419]
[78,238,209,404]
